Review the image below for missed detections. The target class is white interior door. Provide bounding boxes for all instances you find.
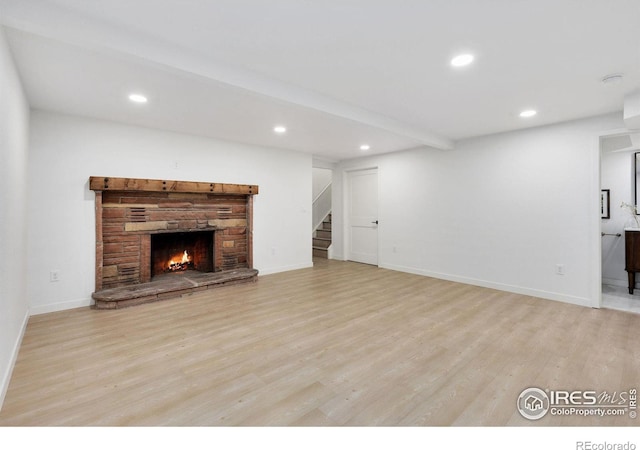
[347,168,378,265]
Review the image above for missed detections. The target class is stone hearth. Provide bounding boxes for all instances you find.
[90,176,259,309]
[92,268,258,309]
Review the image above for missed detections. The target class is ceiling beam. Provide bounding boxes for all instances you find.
[0,0,455,151]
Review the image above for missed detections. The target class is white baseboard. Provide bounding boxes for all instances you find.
[379,263,592,308]
[29,264,319,314]
[0,307,29,412]
[30,297,93,316]
[257,262,314,276]
[602,277,632,289]
[327,245,333,260]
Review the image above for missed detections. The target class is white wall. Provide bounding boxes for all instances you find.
[27,111,312,314]
[0,28,30,409]
[601,150,637,287]
[332,113,624,307]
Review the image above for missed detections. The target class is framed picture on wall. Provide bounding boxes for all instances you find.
[601,189,610,219]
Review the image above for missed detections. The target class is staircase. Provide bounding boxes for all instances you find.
[313,213,332,258]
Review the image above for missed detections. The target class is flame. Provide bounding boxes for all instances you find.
[167,250,191,270]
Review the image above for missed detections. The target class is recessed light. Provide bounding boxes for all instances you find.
[360,144,370,151]
[128,93,148,104]
[273,125,287,134]
[519,109,537,118]
[451,54,474,67]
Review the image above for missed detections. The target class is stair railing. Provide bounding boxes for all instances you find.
[312,182,331,232]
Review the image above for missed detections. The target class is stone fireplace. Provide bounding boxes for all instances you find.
[90,177,259,309]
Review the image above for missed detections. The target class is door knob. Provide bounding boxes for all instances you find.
[371,220,378,224]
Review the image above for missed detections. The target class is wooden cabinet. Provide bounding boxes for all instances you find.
[625,229,640,294]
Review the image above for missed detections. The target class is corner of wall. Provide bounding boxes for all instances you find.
[0,24,31,413]
[0,307,29,412]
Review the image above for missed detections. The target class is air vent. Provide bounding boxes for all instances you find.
[118,266,138,283]
[129,207,147,222]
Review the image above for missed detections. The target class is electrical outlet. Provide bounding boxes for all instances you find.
[556,264,565,275]
[50,270,60,282]
[271,247,276,256]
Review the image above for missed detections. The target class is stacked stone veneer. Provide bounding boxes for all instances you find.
[93,183,255,292]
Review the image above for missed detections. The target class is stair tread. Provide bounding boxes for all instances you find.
[313,212,331,258]
[313,249,328,259]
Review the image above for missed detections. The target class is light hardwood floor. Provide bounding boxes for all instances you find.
[1,259,638,426]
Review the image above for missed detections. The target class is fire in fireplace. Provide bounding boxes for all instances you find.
[168,250,192,272]
[151,231,214,278]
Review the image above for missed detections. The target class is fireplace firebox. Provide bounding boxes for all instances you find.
[151,231,214,277]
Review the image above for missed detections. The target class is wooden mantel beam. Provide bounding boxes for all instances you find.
[89,176,258,195]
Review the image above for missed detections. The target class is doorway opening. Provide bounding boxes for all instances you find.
[312,167,334,259]
[600,130,640,314]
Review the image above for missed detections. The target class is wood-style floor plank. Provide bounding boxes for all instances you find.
[1,258,638,426]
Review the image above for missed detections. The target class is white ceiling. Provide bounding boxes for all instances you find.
[2,0,639,161]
